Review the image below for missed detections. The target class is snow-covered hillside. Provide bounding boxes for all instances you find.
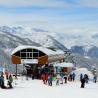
[0,29,68,72]
[0,32,41,72]
[0,26,98,72]
[70,45,98,58]
[0,26,67,50]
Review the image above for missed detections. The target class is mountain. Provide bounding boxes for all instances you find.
[0,32,41,72]
[0,26,25,34]
[0,26,98,72]
[70,45,98,58]
[70,46,84,55]
[87,46,98,58]
[0,26,67,51]
[66,53,98,70]
[0,29,68,72]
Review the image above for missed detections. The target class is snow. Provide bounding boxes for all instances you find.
[11,45,64,56]
[0,77,98,98]
[54,62,74,67]
[84,56,91,59]
[72,68,94,80]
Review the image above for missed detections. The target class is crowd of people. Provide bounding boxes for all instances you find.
[41,72,97,88]
[0,72,13,89]
[41,72,76,86]
[0,71,97,89]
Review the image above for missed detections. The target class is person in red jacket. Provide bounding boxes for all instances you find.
[45,73,48,84]
[41,73,46,84]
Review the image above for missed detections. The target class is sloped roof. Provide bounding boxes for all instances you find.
[11,45,64,56]
[54,62,74,67]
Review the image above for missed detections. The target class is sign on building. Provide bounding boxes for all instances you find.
[21,59,38,64]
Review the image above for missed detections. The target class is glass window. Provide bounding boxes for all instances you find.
[21,49,26,52]
[21,53,26,57]
[15,51,20,56]
[39,52,45,56]
[33,53,38,58]
[27,49,32,52]
[30,53,32,57]
[33,49,38,52]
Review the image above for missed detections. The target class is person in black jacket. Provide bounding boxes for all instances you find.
[81,77,85,88]
[0,74,7,89]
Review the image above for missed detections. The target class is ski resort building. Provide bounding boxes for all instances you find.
[54,62,74,73]
[11,46,65,65]
[11,46,67,77]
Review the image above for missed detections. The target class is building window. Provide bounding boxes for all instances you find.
[26,53,33,59]
[15,48,46,59]
[21,49,26,52]
[14,51,20,56]
[27,49,33,52]
[33,53,38,58]
[33,49,38,52]
[21,53,26,59]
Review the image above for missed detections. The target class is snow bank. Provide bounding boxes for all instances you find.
[72,68,94,80]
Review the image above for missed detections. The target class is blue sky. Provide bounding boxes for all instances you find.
[0,0,98,34]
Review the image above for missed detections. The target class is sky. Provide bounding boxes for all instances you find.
[0,0,98,35]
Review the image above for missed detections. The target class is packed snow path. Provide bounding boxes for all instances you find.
[0,78,98,98]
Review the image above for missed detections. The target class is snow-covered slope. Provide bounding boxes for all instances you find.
[0,78,98,98]
[0,26,67,51]
[0,32,41,71]
[0,26,98,72]
[0,28,68,72]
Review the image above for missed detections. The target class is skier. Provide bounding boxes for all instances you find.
[64,75,67,83]
[72,73,76,81]
[7,75,13,88]
[0,75,2,87]
[56,74,60,85]
[84,74,89,83]
[48,74,52,86]
[45,73,48,84]
[41,73,46,84]
[80,73,83,81]
[60,75,63,84]
[80,77,85,88]
[93,75,97,83]
[68,74,72,81]
[0,74,6,89]
[31,73,34,80]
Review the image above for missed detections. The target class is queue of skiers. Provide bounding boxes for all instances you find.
[0,73,13,89]
[0,71,97,89]
[41,72,77,86]
[41,72,97,88]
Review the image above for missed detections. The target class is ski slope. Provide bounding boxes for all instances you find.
[0,77,98,98]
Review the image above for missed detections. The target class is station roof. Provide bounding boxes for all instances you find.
[11,45,64,56]
[54,62,74,67]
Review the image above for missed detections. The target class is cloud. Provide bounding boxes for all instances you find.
[0,0,98,35]
[0,0,98,9]
[0,0,72,8]
[77,0,98,8]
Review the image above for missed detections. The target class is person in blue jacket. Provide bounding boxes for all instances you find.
[48,74,52,86]
[93,75,97,83]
